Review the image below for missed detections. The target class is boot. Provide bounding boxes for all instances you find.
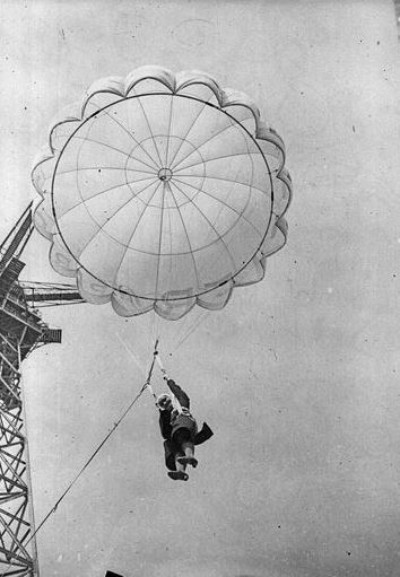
[168,471,189,481]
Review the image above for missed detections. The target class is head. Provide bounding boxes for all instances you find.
[157,393,173,411]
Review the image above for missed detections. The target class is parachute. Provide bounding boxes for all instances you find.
[32,66,292,321]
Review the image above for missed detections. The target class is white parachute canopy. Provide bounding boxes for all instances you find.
[32,66,292,321]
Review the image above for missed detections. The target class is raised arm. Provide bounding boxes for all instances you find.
[166,379,190,410]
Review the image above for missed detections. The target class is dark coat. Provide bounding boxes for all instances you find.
[158,379,213,470]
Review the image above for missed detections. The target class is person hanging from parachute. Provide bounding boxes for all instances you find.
[151,351,213,481]
[31,65,292,476]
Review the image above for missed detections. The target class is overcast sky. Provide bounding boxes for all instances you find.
[2,1,400,576]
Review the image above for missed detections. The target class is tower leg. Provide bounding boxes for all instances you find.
[0,334,38,576]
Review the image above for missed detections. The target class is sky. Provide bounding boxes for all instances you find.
[1,0,400,576]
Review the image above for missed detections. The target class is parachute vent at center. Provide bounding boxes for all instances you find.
[32,66,292,320]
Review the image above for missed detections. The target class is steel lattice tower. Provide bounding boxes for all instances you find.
[0,205,83,576]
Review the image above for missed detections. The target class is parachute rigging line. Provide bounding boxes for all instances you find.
[169,308,211,355]
[116,332,148,377]
[22,352,158,551]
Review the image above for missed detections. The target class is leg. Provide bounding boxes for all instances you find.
[168,453,189,481]
[173,429,198,468]
[175,452,189,475]
[177,441,198,468]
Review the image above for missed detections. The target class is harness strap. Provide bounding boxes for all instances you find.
[144,339,159,404]
[145,339,185,416]
[154,349,183,415]
[155,351,168,381]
